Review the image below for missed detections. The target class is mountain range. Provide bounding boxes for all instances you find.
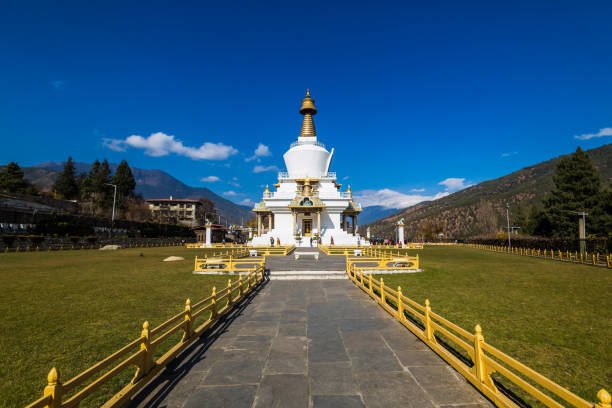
[363,143,612,239]
[22,162,254,225]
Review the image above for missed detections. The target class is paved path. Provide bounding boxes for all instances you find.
[133,280,493,408]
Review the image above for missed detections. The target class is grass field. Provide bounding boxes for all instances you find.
[1,246,610,407]
[0,247,231,407]
[378,246,611,404]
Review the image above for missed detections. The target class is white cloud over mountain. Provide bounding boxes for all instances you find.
[200,176,220,182]
[438,177,472,192]
[103,132,237,160]
[574,127,612,140]
[353,188,449,209]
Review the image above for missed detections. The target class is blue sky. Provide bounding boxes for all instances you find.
[1,1,611,208]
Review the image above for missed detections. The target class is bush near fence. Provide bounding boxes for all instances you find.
[469,236,611,254]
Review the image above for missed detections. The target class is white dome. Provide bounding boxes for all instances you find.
[283,142,332,179]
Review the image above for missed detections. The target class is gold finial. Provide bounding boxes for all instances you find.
[299,90,317,137]
[47,367,59,385]
[597,389,611,408]
[347,185,352,193]
[265,184,270,193]
[475,324,482,334]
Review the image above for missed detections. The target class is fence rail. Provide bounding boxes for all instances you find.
[345,264,610,408]
[194,255,266,273]
[465,244,612,269]
[25,266,266,408]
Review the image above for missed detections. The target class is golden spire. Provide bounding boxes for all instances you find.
[299,89,317,137]
[347,185,352,194]
[264,184,270,193]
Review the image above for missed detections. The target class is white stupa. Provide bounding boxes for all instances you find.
[252,91,364,247]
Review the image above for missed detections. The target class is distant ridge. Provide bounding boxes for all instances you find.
[364,143,612,239]
[23,162,253,224]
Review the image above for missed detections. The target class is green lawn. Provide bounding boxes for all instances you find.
[376,246,611,404]
[1,246,610,407]
[0,247,231,407]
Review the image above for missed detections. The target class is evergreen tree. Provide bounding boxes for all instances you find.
[0,162,34,194]
[541,147,602,238]
[111,160,136,207]
[95,159,113,210]
[52,157,80,200]
[513,205,527,234]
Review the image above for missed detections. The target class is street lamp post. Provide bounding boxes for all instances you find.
[506,202,511,250]
[106,183,117,237]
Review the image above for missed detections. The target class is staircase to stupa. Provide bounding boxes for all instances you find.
[266,249,347,280]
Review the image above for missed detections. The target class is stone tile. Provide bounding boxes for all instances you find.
[340,330,383,350]
[309,337,349,363]
[309,362,359,395]
[202,359,265,385]
[312,395,365,408]
[425,384,490,406]
[338,318,392,332]
[408,365,465,388]
[439,404,493,408]
[232,335,274,351]
[264,336,308,374]
[254,374,309,408]
[394,350,446,367]
[355,371,435,408]
[347,346,402,372]
[237,321,278,337]
[279,321,307,336]
[184,385,258,408]
[280,310,308,322]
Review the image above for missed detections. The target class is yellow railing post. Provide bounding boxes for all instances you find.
[227,279,232,306]
[424,299,434,341]
[138,321,152,379]
[380,277,385,305]
[211,287,217,320]
[397,286,403,320]
[182,299,192,342]
[473,324,486,383]
[596,389,612,408]
[43,367,63,408]
[369,273,373,296]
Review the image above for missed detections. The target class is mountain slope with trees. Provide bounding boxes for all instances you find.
[21,161,253,224]
[365,143,612,240]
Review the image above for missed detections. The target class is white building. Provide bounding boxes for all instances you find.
[252,91,365,247]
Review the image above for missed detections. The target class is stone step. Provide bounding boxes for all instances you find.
[268,270,348,280]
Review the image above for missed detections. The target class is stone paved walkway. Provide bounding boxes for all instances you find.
[133,280,493,408]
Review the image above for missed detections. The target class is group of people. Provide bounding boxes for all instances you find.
[268,237,281,246]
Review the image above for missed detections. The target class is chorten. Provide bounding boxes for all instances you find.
[252,91,364,247]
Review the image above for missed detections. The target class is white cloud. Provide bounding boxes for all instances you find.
[501,151,518,158]
[232,177,238,181]
[246,143,272,162]
[228,181,240,187]
[253,165,280,173]
[438,177,472,192]
[240,198,255,206]
[223,190,239,197]
[102,138,127,152]
[574,127,612,140]
[343,176,350,181]
[50,80,65,90]
[353,189,449,209]
[200,176,220,182]
[410,188,425,192]
[103,132,237,160]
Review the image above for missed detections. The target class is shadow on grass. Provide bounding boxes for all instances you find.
[130,276,269,407]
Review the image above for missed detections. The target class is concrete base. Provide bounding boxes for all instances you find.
[269,270,348,280]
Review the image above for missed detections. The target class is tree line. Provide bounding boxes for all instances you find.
[512,147,611,240]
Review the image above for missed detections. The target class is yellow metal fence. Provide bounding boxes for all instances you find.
[466,244,612,269]
[194,255,266,273]
[347,254,419,271]
[25,266,266,408]
[345,264,610,408]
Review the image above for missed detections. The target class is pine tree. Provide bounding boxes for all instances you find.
[111,160,136,208]
[541,147,602,238]
[52,157,80,200]
[0,162,33,194]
